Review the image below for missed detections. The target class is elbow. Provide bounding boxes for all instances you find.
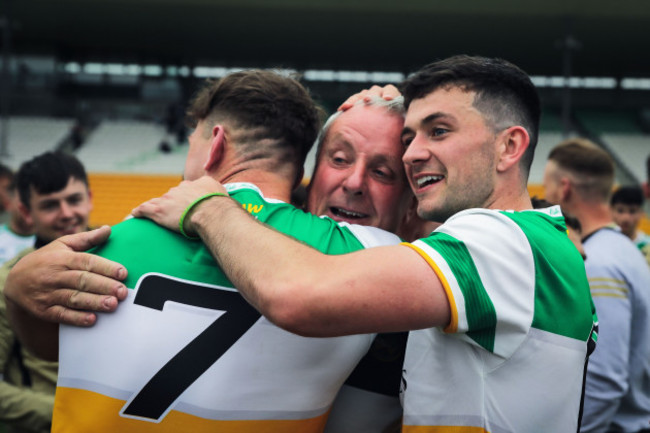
[258,280,321,337]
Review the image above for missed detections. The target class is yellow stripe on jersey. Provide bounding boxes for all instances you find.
[401,242,458,333]
[53,387,329,433]
[403,426,489,432]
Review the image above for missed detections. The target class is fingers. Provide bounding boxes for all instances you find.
[4,243,129,326]
[132,176,228,232]
[49,305,98,327]
[26,274,123,325]
[67,250,128,288]
[131,199,156,219]
[44,253,128,301]
[57,226,112,252]
[337,85,403,111]
[55,284,120,316]
[378,84,401,100]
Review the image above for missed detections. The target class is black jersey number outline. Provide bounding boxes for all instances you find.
[120,273,261,422]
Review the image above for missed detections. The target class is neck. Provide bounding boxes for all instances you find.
[486,178,532,211]
[565,200,613,239]
[215,166,294,203]
[9,216,32,236]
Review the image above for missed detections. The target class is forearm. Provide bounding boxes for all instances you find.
[5,297,59,361]
[191,196,308,323]
[189,196,447,336]
[0,295,54,430]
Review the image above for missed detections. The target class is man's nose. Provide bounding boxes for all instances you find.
[403,134,429,167]
[342,164,367,196]
[59,202,74,218]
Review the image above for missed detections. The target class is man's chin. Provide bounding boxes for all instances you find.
[57,227,85,237]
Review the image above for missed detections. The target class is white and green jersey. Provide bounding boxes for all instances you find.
[401,206,596,433]
[54,183,400,433]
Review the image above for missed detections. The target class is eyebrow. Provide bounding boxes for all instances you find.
[37,198,60,208]
[327,132,401,166]
[325,132,354,151]
[401,112,452,138]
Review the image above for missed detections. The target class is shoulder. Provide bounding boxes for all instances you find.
[415,208,538,252]
[584,228,650,288]
[92,218,189,264]
[228,183,401,251]
[584,228,646,263]
[337,223,401,248]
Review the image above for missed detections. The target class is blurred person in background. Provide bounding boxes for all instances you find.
[544,138,650,433]
[0,151,92,433]
[0,164,15,218]
[610,185,650,252]
[0,165,34,266]
[641,154,650,266]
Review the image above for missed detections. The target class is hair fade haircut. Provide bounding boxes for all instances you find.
[186,70,322,167]
[16,151,88,209]
[548,138,615,201]
[400,55,541,176]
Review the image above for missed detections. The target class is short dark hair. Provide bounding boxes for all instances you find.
[548,138,614,201]
[401,55,541,177]
[186,70,322,168]
[611,185,645,207]
[16,151,88,209]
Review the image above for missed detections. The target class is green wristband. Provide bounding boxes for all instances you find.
[178,192,228,239]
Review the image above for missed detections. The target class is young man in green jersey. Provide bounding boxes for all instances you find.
[6,71,408,433]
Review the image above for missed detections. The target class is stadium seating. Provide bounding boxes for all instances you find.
[0,116,74,169]
[76,119,184,175]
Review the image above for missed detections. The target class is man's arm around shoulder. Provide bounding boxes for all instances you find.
[4,227,128,360]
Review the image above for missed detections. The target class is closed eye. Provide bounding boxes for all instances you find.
[373,168,390,179]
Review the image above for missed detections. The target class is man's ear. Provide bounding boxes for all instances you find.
[496,126,530,173]
[203,125,226,172]
[292,166,305,192]
[17,201,33,226]
[643,181,650,199]
[559,176,572,202]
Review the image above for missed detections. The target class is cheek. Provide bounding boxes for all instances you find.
[373,185,407,213]
[310,168,343,195]
[74,204,91,217]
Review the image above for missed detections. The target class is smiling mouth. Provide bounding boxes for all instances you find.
[57,222,82,233]
[416,175,444,188]
[330,207,369,219]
